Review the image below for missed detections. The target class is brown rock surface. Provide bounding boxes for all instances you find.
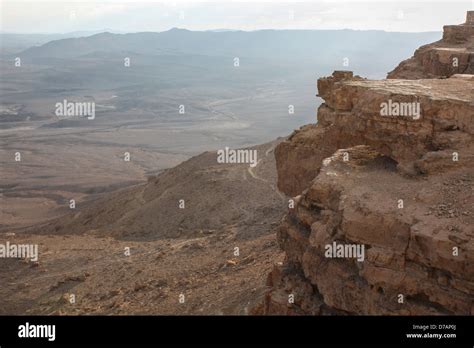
[265,145,473,315]
[388,11,474,79]
[265,14,474,315]
[276,72,474,196]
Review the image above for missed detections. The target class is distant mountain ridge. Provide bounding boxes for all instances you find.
[19,28,441,64]
[0,30,119,55]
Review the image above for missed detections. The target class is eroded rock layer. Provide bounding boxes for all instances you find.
[276,72,474,196]
[260,13,474,315]
[387,11,474,79]
[261,145,473,315]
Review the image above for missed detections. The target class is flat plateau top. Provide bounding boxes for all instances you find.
[345,76,474,103]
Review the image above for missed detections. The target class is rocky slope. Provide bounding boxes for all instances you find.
[387,11,474,79]
[27,141,285,241]
[258,14,474,315]
[0,140,287,314]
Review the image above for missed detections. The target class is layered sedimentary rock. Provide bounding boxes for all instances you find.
[260,13,474,315]
[262,144,473,315]
[387,11,474,79]
[276,71,474,196]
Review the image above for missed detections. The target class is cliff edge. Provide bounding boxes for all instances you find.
[387,11,474,79]
[257,13,474,315]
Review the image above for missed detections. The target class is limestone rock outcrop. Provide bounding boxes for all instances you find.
[276,71,474,196]
[264,144,473,315]
[262,13,474,315]
[387,11,474,79]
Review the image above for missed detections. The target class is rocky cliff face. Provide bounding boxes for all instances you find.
[276,71,473,196]
[259,14,474,315]
[387,11,474,79]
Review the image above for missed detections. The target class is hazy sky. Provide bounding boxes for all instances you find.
[1,0,472,33]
